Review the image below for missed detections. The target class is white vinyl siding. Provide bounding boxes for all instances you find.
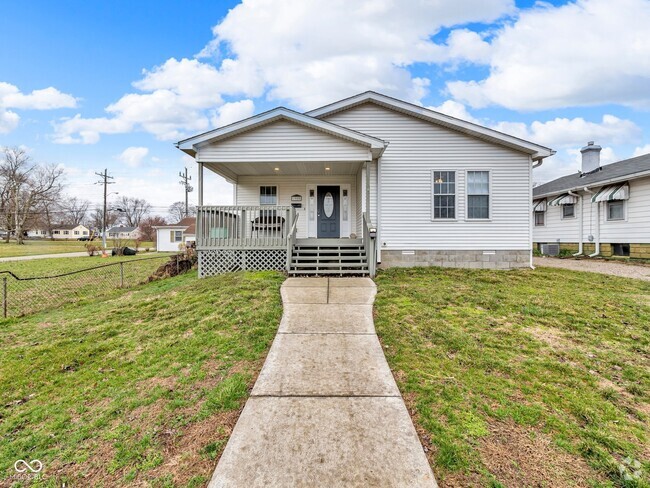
[236,175,358,239]
[196,119,372,163]
[324,103,532,250]
[533,176,650,244]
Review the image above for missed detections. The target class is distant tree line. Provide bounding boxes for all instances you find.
[1,147,198,244]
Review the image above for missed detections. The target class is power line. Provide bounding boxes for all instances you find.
[95,169,115,250]
[178,167,193,218]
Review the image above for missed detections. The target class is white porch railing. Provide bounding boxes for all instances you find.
[197,205,296,250]
[363,212,377,277]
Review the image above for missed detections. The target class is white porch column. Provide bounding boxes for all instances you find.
[365,161,371,222]
[198,162,204,206]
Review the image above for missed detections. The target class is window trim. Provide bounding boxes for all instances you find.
[606,200,626,221]
[561,203,576,219]
[465,170,491,221]
[534,210,545,227]
[431,170,457,221]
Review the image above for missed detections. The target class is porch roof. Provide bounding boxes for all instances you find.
[176,107,387,159]
[204,160,363,183]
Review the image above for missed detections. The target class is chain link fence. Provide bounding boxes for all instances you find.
[0,254,183,318]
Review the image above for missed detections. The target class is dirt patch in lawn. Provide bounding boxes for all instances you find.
[526,326,574,352]
[479,420,603,487]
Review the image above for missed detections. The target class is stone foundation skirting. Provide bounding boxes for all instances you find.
[198,249,287,277]
[379,250,530,270]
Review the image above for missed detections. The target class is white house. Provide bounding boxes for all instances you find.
[176,91,553,277]
[533,142,650,259]
[153,217,196,252]
[51,224,90,240]
[26,229,50,238]
[106,226,140,240]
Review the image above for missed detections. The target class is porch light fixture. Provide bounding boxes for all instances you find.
[274,167,280,171]
[325,167,331,171]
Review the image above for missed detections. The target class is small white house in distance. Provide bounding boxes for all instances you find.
[533,143,650,259]
[27,229,50,238]
[106,226,140,240]
[51,224,90,240]
[153,217,196,252]
[176,91,554,277]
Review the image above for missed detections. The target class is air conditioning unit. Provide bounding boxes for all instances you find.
[540,243,560,256]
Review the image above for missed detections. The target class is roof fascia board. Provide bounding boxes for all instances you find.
[533,169,650,198]
[306,92,554,160]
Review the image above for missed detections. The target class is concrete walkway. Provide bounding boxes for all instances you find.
[209,277,437,488]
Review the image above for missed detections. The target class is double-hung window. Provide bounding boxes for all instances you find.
[432,171,456,219]
[467,171,490,219]
[171,230,183,242]
[562,204,575,219]
[534,211,545,226]
[607,201,625,221]
[260,186,278,219]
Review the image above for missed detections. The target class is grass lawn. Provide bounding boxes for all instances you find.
[375,266,650,487]
[0,270,284,487]
[1,254,172,317]
[0,240,155,258]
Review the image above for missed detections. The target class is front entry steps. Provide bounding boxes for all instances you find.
[289,239,369,275]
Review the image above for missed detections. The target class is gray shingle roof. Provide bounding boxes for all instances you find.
[534,153,650,197]
[107,226,137,233]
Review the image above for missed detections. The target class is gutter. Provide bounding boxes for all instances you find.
[533,168,650,199]
[568,190,583,256]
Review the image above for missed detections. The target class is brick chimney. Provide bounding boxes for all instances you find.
[580,141,602,174]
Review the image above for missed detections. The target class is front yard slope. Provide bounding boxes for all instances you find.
[0,270,284,487]
[375,267,650,488]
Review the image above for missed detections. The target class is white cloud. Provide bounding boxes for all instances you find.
[0,109,19,133]
[202,0,515,110]
[632,144,650,157]
[448,0,650,110]
[210,99,255,127]
[52,1,516,144]
[0,82,77,134]
[428,100,480,124]
[117,146,149,168]
[491,115,641,148]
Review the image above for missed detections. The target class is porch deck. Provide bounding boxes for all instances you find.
[196,205,376,276]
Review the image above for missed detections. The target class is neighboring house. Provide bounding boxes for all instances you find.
[51,224,90,239]
[152,217,196,252]
[106,226,139,240]
[533,142,650,259]
[27,229,50,238]
[176,91,553,277]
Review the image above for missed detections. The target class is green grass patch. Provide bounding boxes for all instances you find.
[0,240,155,258]
[0,270,284,486]
[375,266,650,487]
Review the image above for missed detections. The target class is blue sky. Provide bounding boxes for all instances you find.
[1,0,649,211]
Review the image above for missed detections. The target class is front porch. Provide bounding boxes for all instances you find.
[196,204,376,276]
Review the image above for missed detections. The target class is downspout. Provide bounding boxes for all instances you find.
[530,158,544,268]
[568,190,582,256]
[582,187,600,257]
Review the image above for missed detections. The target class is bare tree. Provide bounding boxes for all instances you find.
[0,147,65,244]
[62,196,90,225]
[116,196,151,227]
[138,215,166,241]
[168,201,196,222]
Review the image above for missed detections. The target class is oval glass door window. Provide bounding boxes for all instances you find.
[324,193,334,217]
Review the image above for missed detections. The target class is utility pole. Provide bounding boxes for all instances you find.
[95,169,115,250]
[178,167,193,217]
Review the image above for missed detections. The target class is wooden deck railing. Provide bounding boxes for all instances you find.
[197,205,296,249]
